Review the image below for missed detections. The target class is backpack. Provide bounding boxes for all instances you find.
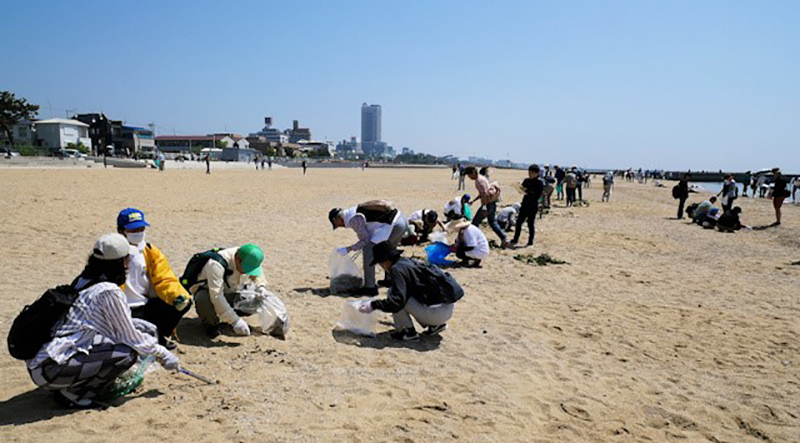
[672,185,681,199]
[180,248,231,291]
[7,285,81,360]
[421,262,464,305]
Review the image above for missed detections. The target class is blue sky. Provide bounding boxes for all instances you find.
[2,0,798,171]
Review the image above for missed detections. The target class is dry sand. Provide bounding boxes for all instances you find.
[0,167,797,442]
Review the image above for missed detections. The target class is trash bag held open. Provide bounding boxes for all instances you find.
[234,286,290,339]
[329,251,363,294]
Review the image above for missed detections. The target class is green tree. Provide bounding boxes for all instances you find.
[0,91,39,145]
[215,140,228,148]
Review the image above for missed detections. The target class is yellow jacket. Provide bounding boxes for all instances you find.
[141,243,190,305]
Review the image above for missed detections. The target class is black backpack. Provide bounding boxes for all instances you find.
[7,285,80,360]
[180,248,231,291]
[672,185,681,199]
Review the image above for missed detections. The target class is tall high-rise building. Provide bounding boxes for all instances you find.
[361,103,382,155]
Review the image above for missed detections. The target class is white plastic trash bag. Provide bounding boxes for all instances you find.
[234,287,290,339]
[429,231,448,244]
[336,299,378,337]
[329,251,363,294]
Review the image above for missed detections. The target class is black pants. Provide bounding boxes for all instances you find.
[576,185,583,201]
[566,187,576,206]
[513,204,537,245]
[722,197,736,213]
[677,197,687,219]
[131,297,191,344]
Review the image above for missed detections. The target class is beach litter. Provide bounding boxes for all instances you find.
[336,299,378,336]
[514,253,568,266]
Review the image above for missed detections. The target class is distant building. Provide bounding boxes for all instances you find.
[120,126,155,157]
[156,135,237,154]
[361,103,382,156]
[16,118,93,152]
[286,120,311,143]
[73,113,123,155]
[249,117,288,144]
[297,140,335,158]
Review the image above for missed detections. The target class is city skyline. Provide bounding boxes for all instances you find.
[1,1,798,171]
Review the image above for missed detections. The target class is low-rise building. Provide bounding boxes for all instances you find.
[16,118,93,152]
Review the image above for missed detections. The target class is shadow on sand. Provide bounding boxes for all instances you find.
[175,318,242,348]
[0,388,163,426]
[332,329,442,352]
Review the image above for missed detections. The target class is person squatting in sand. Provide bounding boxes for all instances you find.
[182,243,267,338]
[358,241,464,341]
[117,208,191,349]
[404,209,446,245]
[446,218,490,268]
[26,234,180,408]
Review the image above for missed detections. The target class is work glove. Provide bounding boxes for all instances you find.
[335,247,349,256]
[232,318,251,336]
[173,295,190,311]
[358,300,374,314]
[159,351,181,371]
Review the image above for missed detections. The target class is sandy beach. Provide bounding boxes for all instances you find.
[0,166,797,442]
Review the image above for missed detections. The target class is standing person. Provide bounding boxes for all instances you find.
[756,174,768,197]
[564,168,578,207]
[675,173,691,219]
[302,160,307,175]
[791,175,800,204]
[254,156,259,170]
[742,171,752,197]
[457,164,467,191]
[157,152,165,172]
[329,201,408,295]
[602,171,614,202]
[183,244,267,338]
[357,241,464,341]
[511,164,543,247]
[116,208,192,349]
[575,168,585,203]
[717,174,738,213]
[771,168,789,226]
[447,218,490,268]
[555,166,565,200]
[26,234,180,408]
[451,164,458,180]
[268,157,272,170]
[204,154,211,174]
[466,166,509,248]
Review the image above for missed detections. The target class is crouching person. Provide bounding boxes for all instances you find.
[358,241,464,341]
[182,244,267,338]
[117,208,191,349]
[27,234,180,408]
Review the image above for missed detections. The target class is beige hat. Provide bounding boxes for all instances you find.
[92,233,137,260]
[445,218,471,233]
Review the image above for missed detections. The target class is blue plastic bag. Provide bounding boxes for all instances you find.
[425,242,456,266]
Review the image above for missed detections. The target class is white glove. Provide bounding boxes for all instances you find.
[159,351,180,371]
[335,247,349,256]
[232,318,251,336]
[358,300,374,314]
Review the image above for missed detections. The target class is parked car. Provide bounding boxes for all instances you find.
[61,149,87,159]
[0,147,21,157]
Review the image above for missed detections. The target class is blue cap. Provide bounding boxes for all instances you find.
[117,208,150,230]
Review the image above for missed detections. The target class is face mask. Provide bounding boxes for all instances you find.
[126,231,146,246]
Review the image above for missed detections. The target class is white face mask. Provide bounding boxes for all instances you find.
[126,231,146,246]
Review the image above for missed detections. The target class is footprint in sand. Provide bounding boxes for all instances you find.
[560,403,591,421]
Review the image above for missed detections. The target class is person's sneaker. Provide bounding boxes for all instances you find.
[55,389,95,409]
[353,287,379,296]
[422,324,447,336]
[389,328,420,341]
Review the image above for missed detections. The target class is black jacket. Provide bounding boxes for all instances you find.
[372,258,464,313]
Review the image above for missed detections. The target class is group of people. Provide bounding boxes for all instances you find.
[22,208,275,407]
[675,168,791,227]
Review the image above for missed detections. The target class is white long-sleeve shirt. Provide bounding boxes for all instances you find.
[28,279,171,369]
[195,247,268,324]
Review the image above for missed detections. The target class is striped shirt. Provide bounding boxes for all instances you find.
[27,278,170,369]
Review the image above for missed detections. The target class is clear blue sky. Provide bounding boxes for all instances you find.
[2,0,798,171]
